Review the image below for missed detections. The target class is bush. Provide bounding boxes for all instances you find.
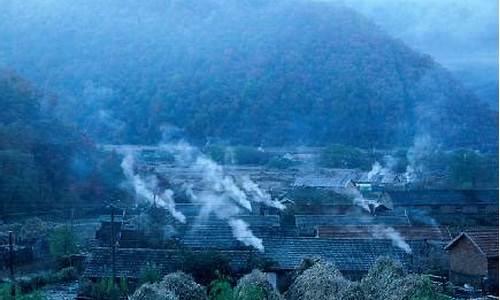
[90,277,127,300]
[233,270,281,300]
[319,144,375,170]
[48,226,78,259]
[358,257,450,300]
[180,250,232,286]
[209,278,233,300]
[140,263,162,284]
[285,259,351,300]
[131,283,179,300]
[0,283,45,300]
[233,146,270,165]
[159,272,207,300]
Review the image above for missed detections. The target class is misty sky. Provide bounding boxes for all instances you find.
[0,0,497,95]
[343,0,498,75]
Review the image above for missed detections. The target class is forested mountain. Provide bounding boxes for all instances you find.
[0,0,497,148]
[0,70,125,216]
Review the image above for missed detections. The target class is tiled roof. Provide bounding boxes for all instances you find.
[317,225,450,241]
[293,169,361,188]
[387,190,498,206]
[83,237,411,278]
[295,215,410,228]
[179,215,280,227]
[82,247,256,278]
[445,228,499,258]
[181,224,297,250]
[261,238,411,271]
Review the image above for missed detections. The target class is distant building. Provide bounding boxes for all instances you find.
[445,229,499,294]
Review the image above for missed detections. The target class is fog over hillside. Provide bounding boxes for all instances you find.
[0,0,497,148]
[344,0,499,109]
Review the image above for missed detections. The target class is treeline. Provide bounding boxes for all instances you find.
[198,144,497,189]
[0,70,127,217]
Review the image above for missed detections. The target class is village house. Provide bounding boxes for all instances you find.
[387,190,499,226]
[445,229,499,294]
[83,238,411,292]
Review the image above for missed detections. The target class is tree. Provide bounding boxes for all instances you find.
[48,226,78,259]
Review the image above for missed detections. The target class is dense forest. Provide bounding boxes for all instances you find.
[0,0,497,149]
[0,70,125,216]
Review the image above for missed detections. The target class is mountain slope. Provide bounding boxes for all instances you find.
[0,0,496,148]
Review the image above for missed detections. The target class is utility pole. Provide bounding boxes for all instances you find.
[110,204,116,287]
[8,231,15,297]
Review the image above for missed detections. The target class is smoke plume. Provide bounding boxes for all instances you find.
[372,225,412,254]
[120,149,186,223]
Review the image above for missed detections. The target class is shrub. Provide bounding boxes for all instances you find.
[233,270,281,300]
[159,272,207,300]
[180,250,232,286]
[90,277,126,300]
[319,144,374,170]
[48,226,78,259]
[0,283,46,300]
[131,283,179,300]
[285,259,351,300]
[209,278,233,300]
[233,146,270,165]
[140,263,162,284]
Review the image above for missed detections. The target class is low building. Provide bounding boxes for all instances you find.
[83,238,411,291]
[445,229,499,294]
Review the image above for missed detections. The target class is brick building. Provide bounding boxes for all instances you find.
[445,229,498,294]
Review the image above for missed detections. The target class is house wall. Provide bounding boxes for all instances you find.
[448,237,489,287]
[487,257,499,294]
[449,238,488,276]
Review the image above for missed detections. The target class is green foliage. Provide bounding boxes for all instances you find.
[409,276,450,300]
[180,250,232,286]
[286,257,451,300]
[140,263,162,284]
[233,270,281,300]
[159,272,207,300]
[232,146,270,165]
[15,267,78,294]
[0,283,45,300]
[0,71,130,217]
[90,277,127,300]
[49,226,78,258]
[319,144,376,170]
[208,278,233,300]
[266,156,297,169]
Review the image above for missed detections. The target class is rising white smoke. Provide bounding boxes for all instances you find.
[141,142,283,251]
[372,225,412,254]
[405,134,434,183]
[240,175,285,210]
[228,218,264,251]
[120,149,186,223]
[367,155,398,181]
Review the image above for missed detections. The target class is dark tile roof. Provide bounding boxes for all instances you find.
[317,225,450,241]
[83,237,412,278]
[445,228,499,258]
[293,169,360,189]
[181,224,296,250]
[295,215,410,228]
[387,190,498,206]
[83,247,256,278]
[179,215,280,227]
[261,238,411,271]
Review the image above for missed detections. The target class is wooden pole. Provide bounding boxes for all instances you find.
[8,231,15,297]
[111,205,116,287]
